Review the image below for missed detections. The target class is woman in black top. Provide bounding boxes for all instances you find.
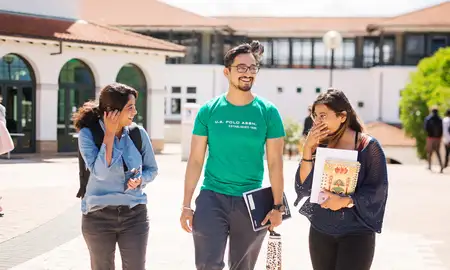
[295,88,388,270]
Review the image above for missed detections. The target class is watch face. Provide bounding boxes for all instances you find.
[279,205,286,212]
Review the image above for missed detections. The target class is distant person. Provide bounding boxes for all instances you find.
[295,88,388,270]
[73,83,158,270]
[302,106,313,136]
[180,41,286,270]
[443,109,450,168]
[423,106,444,173]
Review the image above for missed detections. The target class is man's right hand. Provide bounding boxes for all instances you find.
[180,207,194,233]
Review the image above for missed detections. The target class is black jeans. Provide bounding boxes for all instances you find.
[309,226,375,270]
[82,204,149,270]
[192,190,267,270]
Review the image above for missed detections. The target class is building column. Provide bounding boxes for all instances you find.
[147,87,166,154]
[35,83,58,153]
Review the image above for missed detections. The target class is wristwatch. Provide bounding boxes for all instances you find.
[273,204,286,213]
[346,196,354,208]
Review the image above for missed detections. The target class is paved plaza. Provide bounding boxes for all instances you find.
[0,144,449,270]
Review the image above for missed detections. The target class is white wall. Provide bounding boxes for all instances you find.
[0,38,167,145]
[164,65,417,126]
[0,0,80,19]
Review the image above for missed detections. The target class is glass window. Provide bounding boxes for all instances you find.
[186,98,196,103]
[404,35,425,65]
[59,59,94,86]
[171,98,181,115]
[116,63,146,91]
[272,39,290,67]
[0,54,33,81]
[187,87,196,94]
[429,35,448,55]
[260,40,273,66]
[172,87,181,94]
[334,39,355,68]
[362,37,395,67]
[292,39,313,68]
[313,39,329,68]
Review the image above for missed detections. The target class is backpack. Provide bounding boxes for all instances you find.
[76,122,143,198]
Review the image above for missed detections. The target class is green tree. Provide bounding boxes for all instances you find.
[399,47,450,159]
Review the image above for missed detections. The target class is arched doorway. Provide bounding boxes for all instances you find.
[57,59,95,152]
[0,53,36,153]
[116,64,147,128]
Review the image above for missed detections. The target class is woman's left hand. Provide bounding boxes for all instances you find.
[320,190,348,211]
[127,177,142,190]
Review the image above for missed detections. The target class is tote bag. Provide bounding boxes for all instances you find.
[0,105,14,155]
[266,230,282,270]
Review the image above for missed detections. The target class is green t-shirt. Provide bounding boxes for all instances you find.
[192,94,285,196]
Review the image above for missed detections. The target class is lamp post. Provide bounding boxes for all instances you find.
[323,30,342,88]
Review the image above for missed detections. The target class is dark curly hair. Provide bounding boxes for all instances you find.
[223,40,264,67]
[72,82,138,131]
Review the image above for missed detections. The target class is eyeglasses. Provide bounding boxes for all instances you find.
[230,64,260,74]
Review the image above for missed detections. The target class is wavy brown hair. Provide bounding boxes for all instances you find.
[312,88,365,146]
[72,83,138,131]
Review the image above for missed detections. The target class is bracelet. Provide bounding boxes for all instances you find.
[302,158,313,162]
[182,206,194,212]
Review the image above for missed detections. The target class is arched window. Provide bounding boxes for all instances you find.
[116,64,147,128]
[57,59,95,152]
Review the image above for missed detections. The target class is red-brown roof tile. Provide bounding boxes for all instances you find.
[0,12,185,53]
[215,16,383,36]
[81,0,227,29]
[378,2,450,27]
[365,122,416,147]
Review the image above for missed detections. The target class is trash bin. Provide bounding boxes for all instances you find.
[181,103,201,162]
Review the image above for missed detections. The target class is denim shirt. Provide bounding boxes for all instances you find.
[78,121,158,214]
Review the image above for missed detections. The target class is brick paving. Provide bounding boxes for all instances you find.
[0,147,449,270]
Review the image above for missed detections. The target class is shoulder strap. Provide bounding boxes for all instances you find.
[76,121,104,198]
[90,121,104,149]
[128,123,143,154]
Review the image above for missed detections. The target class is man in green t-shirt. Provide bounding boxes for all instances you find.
[180,40,286,270]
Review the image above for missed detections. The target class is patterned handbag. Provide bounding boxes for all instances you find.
[266,230,282,270]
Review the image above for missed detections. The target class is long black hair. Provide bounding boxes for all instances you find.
[312,88,365,146]
[72,82,138,131]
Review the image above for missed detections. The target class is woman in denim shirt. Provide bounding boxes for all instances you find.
[73,83,158,270]
[295,89,388,270]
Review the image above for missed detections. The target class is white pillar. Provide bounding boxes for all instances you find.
[181,103,200,162]
[35,83,58,153]
[147,87,166,153]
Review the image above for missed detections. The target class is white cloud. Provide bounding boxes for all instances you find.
[161,0,446,17]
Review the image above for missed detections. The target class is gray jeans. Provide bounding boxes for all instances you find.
[193,189,267,270]
[82,204,149,270]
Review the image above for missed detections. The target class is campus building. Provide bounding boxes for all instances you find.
[81,0,450,143]
[0,0,185,154]
[1,0,449,153]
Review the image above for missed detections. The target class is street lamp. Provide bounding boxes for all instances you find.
[323,30,342,88]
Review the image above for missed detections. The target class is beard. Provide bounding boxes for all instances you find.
[233,76,254,92]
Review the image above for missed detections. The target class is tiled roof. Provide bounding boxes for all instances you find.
[214,17,383,36]
[81,0,228,28]
[365,122,416,147]
[0,12,185,53]
[377,2,450,27]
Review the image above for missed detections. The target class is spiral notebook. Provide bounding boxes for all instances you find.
[321,159,361,195]
[243,187,291,232]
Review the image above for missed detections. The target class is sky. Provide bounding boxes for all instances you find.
[161,0,447,17]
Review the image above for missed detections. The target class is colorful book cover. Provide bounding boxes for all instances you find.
[320,159,361,195]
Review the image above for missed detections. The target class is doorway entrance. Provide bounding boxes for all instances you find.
[57,59,95,152]
[116,63,147,128]
[0,54,36,153]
